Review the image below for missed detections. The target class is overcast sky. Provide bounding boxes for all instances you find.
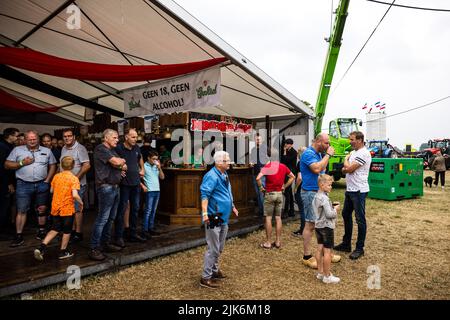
[175,0,450,149]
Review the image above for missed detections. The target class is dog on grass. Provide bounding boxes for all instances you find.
[424,176,434,188]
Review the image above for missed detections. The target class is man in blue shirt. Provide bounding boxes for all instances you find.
[300,133,337,269]
[199,151,238,289]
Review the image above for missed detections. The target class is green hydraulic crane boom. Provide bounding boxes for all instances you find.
[314,0,350,136]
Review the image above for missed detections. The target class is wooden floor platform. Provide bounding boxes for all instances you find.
[0,211,299,298]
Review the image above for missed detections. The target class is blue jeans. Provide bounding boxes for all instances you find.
[295,187,305,232]
[143,191,160,232]
[252,175,265,216]
[16,179,49,213]
[90,184,120,250]
[342,191,368,251]
[301,190,317,222]
[115,185,141,239]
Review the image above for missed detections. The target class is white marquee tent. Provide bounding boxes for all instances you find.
[0,0,313,126]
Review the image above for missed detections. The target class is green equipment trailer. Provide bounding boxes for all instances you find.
[368,158,423,200]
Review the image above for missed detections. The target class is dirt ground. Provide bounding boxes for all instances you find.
[31,170,450,300]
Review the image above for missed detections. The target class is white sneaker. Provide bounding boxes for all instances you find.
[442,186,445,190]
[323,274,340,284]
[316,273,324,280]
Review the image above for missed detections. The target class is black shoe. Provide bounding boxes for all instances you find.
[140,231,151,240]
[70,232,83,243]
[349,249,364,260]
[89,249,106,261]
[129,234,146,243]
[58,250,74,260]
[149,230,160,236]
[292,229,302,237]
[104,243,122,252]
[10,235,24,247]
[114,238,125,248]
[334,243,352,253]
[36,230,47,241]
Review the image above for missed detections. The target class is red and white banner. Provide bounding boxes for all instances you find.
[190,118,252,134]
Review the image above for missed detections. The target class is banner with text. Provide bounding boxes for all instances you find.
[124,67,221,117]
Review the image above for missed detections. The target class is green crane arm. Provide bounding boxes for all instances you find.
[314,0,350,136]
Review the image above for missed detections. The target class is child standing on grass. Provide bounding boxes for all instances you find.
[313,174,340,284]
[34,156,83,261]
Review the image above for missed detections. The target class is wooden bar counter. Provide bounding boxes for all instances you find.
[158,166,256,225]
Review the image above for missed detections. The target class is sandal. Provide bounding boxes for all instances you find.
[272,242,281,249]
[260,243,272,249]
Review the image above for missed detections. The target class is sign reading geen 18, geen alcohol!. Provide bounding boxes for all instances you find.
[123,67,221,117]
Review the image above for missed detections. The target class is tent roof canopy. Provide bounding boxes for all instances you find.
[0,0,313,125]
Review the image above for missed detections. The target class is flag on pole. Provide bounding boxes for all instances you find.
[380,103,386,110]
[369,107,373,113]
[362,103,368,110]
[374,101,381,107]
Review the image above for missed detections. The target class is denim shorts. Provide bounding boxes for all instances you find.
[74,184,87,212]
[301,190,317,222]
[16,179,50,213]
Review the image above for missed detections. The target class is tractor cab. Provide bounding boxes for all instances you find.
[367,140,398,158]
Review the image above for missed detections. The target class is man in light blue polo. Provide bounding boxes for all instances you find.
[5,130,56,247]
[199,151,238,289]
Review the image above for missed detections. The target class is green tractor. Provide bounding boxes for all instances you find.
[327,118,361,181]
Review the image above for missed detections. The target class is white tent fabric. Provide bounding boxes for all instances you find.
[0,0,313,124]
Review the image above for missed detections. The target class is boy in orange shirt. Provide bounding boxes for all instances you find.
[34,156,83,261]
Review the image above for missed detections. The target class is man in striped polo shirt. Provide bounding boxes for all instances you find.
[334,131,372,260]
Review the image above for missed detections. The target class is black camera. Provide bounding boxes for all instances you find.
[207,213,224,229]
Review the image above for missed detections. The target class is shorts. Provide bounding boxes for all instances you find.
[263,191,283,217]
[51,215,74,234]
[74,184,87,212]
[315,227,334,249]
[301,190,317,222]
[16,180,49,213]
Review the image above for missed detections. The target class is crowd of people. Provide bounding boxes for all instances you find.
[209,131,372,288]
[0,127,167,261]
[3,125,442,288]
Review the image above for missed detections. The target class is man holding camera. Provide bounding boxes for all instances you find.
[199,151,239,289]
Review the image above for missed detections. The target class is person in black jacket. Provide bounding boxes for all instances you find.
[280,139,297,217]
[0,128,19,238]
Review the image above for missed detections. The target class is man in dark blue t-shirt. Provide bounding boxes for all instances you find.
[114,128,145,245]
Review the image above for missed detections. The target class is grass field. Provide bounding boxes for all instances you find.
[31,170,450,300]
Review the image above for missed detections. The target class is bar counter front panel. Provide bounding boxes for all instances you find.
[158,167,256,225]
